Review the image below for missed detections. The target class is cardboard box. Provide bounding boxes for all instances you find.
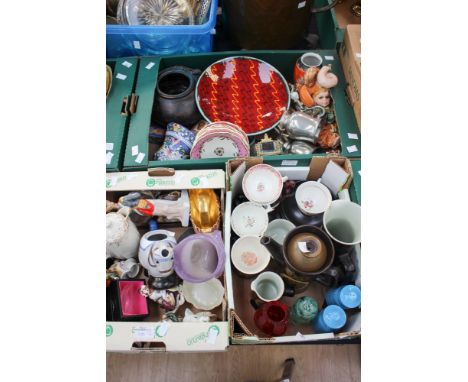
[315,0,361,49]
[225,156,361,344]
[122,50,361,172]
[106,169,229,352]
[106,58,139,172]
[339,25,361,129]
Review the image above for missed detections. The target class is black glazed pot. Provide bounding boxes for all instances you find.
[154,66,202,127]
[278,194,324,227]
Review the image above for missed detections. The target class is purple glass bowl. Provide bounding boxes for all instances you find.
[173,230,225,283]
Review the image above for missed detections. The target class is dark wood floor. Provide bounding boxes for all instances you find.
[107,344,360,382]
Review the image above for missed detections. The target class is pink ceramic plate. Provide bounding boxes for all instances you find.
[191,130,249,159]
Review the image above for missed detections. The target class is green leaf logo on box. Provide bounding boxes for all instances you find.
[106,179,112,188]
[106,324,113,337]
[146,178,156,187]
[191,177,200,186]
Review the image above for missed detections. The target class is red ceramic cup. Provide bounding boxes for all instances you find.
[253,301,289,336]
[294,52,323,84]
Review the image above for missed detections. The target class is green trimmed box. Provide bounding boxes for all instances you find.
[123,50,361,172]
[106,58,139,172]
[349,159,361,205]
[315,0,361,49]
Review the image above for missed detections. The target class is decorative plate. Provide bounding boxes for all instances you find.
[242,164,284,205]
[295,181,332,215]
[191,131,249,159]
[196,56,290,136]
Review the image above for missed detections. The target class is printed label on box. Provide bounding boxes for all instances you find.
[347,145,358,153]
[116,73,127,80]
[325,56,334,60]
[132,326,155,340]
[106,142,114,151]
[131,145,139,156]
[281,160,298,166]
[347,133,359,140]
[298,1,306,8]
[145,62,155,70]
[106,152,114,165]
[135,152,145,163]
[122,61,132,68]
[133,41,141,49]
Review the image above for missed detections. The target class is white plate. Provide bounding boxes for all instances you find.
[231,202,269,237]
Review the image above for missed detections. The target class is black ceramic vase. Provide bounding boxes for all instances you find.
[153,66,202,127]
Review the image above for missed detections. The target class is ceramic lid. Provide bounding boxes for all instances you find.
[196,56,290,136]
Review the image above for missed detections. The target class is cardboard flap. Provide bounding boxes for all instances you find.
[307,156,353,189]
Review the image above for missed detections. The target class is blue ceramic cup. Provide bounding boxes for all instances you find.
[155,122,195,161]
[313,305,346,333]
[325,285,361,309]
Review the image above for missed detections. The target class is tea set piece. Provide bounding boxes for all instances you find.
[138,229,179,289]
[231,202,269,238]
[155,122,196,161]
[173,230,225,283]
[291,296,319,325]
[231,235,271,276]
[196,56,290,136]
[250,271,294,302]
[313,305,347,333]
[182,278,224,310]
[189,189,221,233]
[325,284,361,310]
[279,111,323,145]
[277,193,325,227]
[190,121,249,159]
[262,225,335,278]
[242,164,287,206]
[295,181,332,215]
[106,207,141,259]
[264,219,295,246]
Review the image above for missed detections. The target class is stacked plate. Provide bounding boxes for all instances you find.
[190,121,249,159]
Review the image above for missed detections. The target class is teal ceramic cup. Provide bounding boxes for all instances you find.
[291,296,318,325]
[325,285,361,309]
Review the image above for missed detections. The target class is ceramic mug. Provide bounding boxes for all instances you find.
[264,219,295,246]
[323,199,361,246]
[106,207,141,259]
[313,305,347,333]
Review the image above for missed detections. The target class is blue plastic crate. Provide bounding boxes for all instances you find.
[106,0,218,58]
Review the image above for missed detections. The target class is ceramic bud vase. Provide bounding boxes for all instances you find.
[291,296,318,325]
[155,123,196,161]
[154,66,202,126]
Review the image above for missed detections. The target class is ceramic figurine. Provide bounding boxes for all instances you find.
[291,296,319,325]
[296,65,338,108]
[155,122,196,161]
[139,285,185,313]
[317,123,341,149]
[129,189,190,227]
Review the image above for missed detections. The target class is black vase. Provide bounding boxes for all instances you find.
[153,66,202,127]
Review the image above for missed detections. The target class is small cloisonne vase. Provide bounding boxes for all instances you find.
[291,296,318,325]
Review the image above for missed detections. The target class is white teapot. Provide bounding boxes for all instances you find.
[106,207,140,259]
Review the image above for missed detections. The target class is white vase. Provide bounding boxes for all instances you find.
[106,207,140,259]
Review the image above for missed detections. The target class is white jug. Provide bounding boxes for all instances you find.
[106,207,140,259]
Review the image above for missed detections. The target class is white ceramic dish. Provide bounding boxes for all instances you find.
[264,219,295,245]
[231,235,271,275]
[182,278,224,310]
[295,181,332,215]
[231,202,269,237]
[242,164,287,205]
